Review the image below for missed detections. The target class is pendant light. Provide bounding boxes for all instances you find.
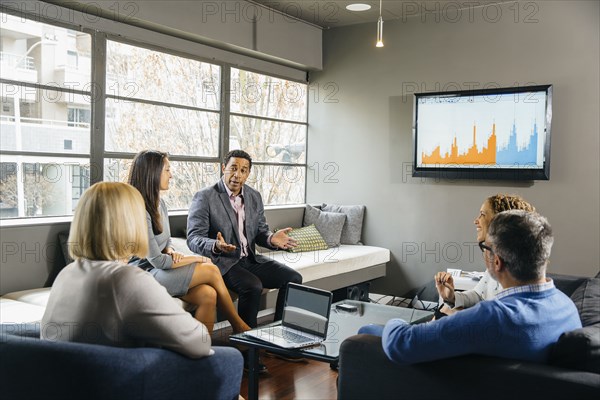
[376,0,384,47]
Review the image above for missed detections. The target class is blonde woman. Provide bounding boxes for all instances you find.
[435,194,536,315]
[41,182,212,358]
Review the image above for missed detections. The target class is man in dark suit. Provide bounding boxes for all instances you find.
[187,150,303,330]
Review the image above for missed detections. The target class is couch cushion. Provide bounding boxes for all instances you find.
[170,237,195,256]
[286,224,328,253]
[549,277,600,374]
[570,277,600,327]
[0,298,46,324]
[302,204,346,247]
[259,245,390,284]
[321,204,365,245]
[2,288,51,307]
[44,231,73,287]
[549,325,600,374]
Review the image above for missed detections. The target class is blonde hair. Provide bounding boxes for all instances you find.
[68,182,149,261]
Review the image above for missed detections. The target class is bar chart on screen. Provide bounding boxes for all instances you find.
[420,120,541,167]
[416,92,546,169]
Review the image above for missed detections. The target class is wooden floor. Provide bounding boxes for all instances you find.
[212,313,339,400]
[240,353,339,400]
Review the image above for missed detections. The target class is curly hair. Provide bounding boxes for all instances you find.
[487,194,535,214]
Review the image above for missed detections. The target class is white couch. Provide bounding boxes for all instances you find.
[1,206,389,324]
[0,244,389,324]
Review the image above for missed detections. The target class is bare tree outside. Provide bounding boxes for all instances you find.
[230,68,307,205]
[1,13,308,219]
[105,43,308,208]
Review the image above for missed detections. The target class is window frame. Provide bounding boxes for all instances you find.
[0,8,309,222]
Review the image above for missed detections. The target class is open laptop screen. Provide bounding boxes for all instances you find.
[282,283,332,337]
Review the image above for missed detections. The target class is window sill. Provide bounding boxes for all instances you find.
[0,215,73,228]
[0,204,308,227]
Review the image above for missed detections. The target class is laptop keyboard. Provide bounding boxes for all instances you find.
[270,327,313,344]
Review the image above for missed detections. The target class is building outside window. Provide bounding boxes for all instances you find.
[0,12,92,219]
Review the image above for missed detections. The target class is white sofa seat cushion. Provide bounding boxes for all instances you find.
[2,287,52,307]
[1,284,195,322]
[259,245,390,283]
[0,298,46,324]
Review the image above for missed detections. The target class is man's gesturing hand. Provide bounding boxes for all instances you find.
[271,227,298,250]
[215,232,237,253]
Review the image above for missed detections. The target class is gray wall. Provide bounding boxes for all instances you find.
[307,1,600,295]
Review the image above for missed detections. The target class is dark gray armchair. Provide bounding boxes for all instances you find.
[1,323,243,400]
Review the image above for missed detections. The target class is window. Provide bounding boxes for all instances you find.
[67,107,91,127]
[67,50,78,68]
[0,9,309,220]
[0,12,92,219]
[71,165,90,210]
[104,40,222,210]
[230,68,308,205]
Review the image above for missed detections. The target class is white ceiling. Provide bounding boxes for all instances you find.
[250,0,513,29]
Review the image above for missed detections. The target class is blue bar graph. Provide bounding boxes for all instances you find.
[496,121,539,165]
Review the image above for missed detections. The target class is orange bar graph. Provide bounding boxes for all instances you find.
[422,124,497,165]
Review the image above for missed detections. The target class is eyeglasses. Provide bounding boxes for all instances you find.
[478,241,494,255]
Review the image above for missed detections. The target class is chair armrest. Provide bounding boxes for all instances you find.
[338,334,600,400]
[0,331,243,400]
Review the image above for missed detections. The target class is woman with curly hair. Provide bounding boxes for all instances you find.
[128,150,250,334]
[434,194,535,316]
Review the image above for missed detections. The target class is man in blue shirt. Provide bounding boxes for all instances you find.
[360,210,581,364]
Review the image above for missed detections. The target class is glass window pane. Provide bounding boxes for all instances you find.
[230,116,306,163]
[105,99,219,157]
[0,12,91,88]
[230,68,307,122]
[104,159,220,210]
[106,41,220,110]
[0,157,90,218]
[246,165,305,205]
[1,84,91,154]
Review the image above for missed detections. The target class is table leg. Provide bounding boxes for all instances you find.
[247,347,259,400]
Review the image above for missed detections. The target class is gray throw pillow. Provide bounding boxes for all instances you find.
[550,325,600,374]
[570,277,600,327]
[322,204,365,245]
[303,204,346,247]
[44,231,74,287]
[549,277,600,374]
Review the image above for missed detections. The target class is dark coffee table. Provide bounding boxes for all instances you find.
[230,300,433,400]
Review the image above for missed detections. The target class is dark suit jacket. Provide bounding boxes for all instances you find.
[186,180,277,275]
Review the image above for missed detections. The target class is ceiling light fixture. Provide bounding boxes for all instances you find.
[346,3,371,12]
[376,0,384,47]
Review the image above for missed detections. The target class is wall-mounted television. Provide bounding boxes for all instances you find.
[412,85,552,180]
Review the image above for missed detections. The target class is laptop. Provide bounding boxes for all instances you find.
[244,283,333,349]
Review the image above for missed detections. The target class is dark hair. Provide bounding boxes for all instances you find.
[223,149,252,169]
[487,210,553,282]
[128,150,168,235]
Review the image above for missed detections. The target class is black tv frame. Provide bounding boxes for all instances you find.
[412,84,553,181]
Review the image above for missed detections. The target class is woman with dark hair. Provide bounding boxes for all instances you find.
[128,150,250,334]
